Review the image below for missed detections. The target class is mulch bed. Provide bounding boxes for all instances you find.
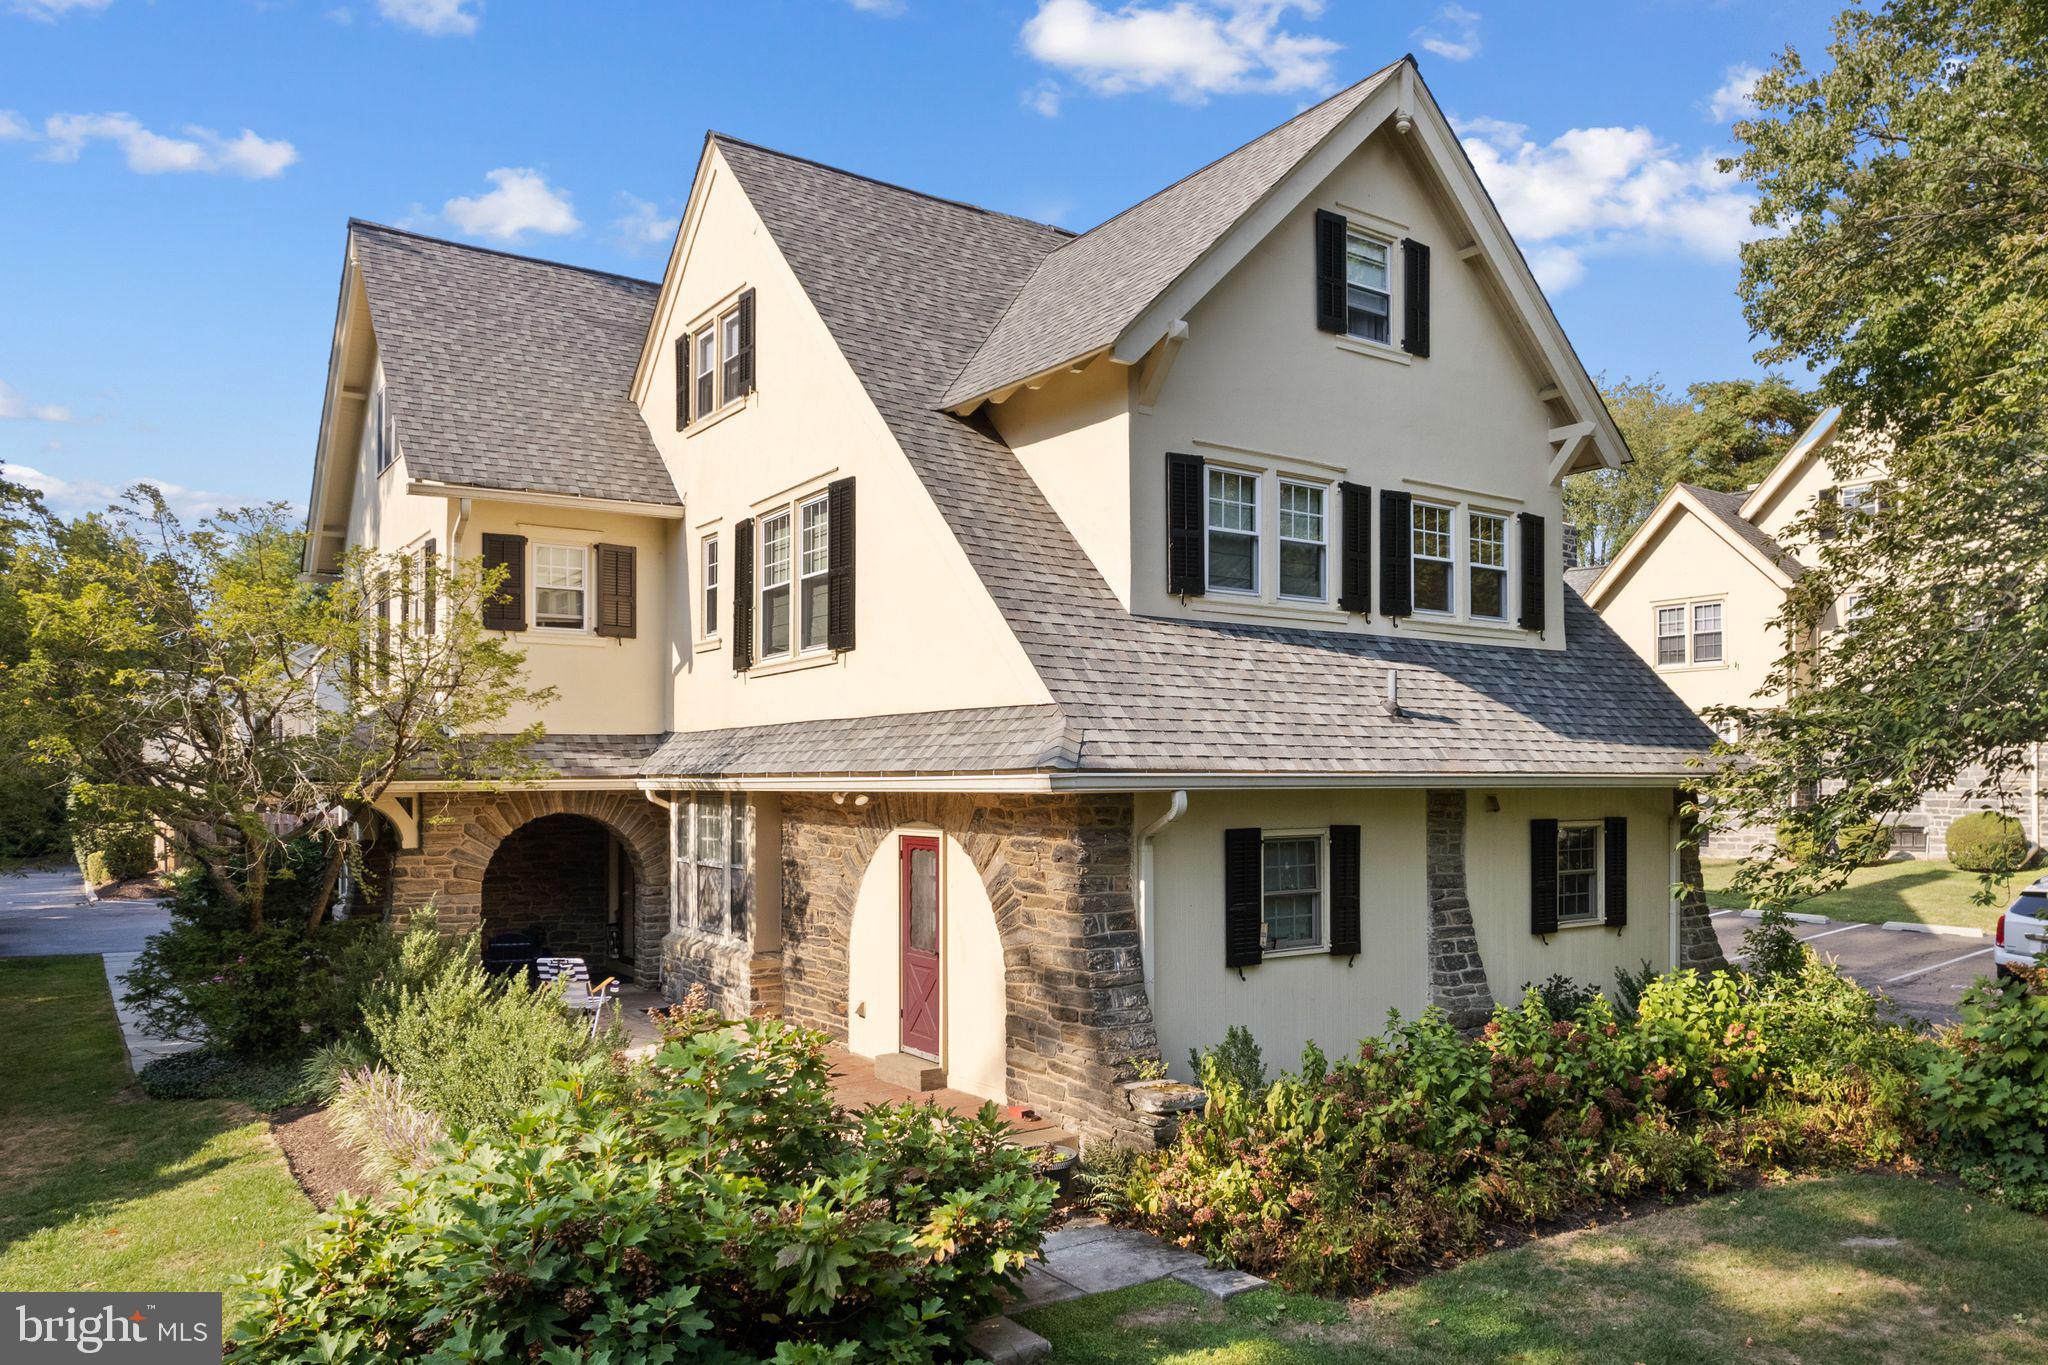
[94,876,168,901]
[270,1102,386,1210]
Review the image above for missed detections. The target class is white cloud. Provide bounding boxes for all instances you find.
[0,378,75,424]
[610,193,678,255]
[0,110,31,140]
[844,0,905,13]
[6,0,117,20]
[1413,4,1480,62]
[1020,0,1338,104]
[1455,115,1758,291]
[35,112,298,178]
[1025,80,1063,117]
[1,463,262,521]
[442,167,579,242]
[1707,63,1764,122]
[376,0,479,35]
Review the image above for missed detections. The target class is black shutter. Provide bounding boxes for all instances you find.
[1224,827,1264,969]
[480,532,526,631]
[675,334,691,430]
[1816,486,1839,540]
[422,538,437,633]
[1338,482,1371,613]
[1379,489,1412,617]
[1401,239,1431,358]
[732,517,755,672]
[1314,209,1348,333]
[1328,824,1361,957]
[734,288,757,397]
[594,543,636,639]
[826,476,855,651]
[1518,512,1546,632]
[1166,452,1205,597]
[1530,818,1560,937]
[1604,817,1628,928]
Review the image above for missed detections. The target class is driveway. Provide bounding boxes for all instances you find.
[0,869,169,958]
[1711,911,1994,1025]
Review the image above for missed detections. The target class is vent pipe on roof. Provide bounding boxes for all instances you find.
[1384,669,1404,718]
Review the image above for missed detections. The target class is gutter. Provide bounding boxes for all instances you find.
[1136,790,1189,1003]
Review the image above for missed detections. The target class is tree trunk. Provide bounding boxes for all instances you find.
[305,839,349,933]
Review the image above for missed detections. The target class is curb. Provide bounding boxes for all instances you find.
[1879,920,1990,940]
[1739,908,1829,925]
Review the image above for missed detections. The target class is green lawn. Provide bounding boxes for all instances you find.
[1702,858,2018,933]
[1020,1175,2046,1364]
[0,956,318,1308]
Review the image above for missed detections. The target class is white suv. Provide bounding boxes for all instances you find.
[1993,876,2048,980]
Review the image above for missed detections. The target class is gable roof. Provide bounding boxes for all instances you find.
[349,222,680,506]
[1684,485,1805,580]
[942,62,1401,407]
[1582,481,1802,610]
[700,131,1712,781]
[1739,406,1842,523]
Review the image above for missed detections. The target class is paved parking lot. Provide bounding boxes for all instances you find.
[1712,911,1994,1024]
[0,869,170,957]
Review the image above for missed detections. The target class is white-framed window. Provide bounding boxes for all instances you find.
[1840,593,1870,630]
[532,543,589,630]
[720,310,743,400]
[1713,716,1742,744]
[370,383,395,474]
[1555,822,1602,926]
[1277,480,1327,600]
[1691,602,1723,663]
[1344,230,1392,344]
[694,328,716,419]
[1262,831,1324,952]
[1839,482,1879,519]
[758,511,793,658]
[1206,468,1259,594]
[700,535,720,638]
[1656,606,1687,665]
[1411,501,1455,614]
[1468,511,1508,620]
[681,793,750,937]
[798,494,831,651]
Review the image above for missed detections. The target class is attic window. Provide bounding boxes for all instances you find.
[1345,231,1392,344]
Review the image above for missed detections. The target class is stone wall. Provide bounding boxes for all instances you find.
[1676,801,1731,973]
[480,813,613,959]
[389,788,669,989]
[775,792,1161,1145]
[1702,753,2042,861]
[1425,790,1495,1029]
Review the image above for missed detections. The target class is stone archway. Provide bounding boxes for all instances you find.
[388,789,669,989]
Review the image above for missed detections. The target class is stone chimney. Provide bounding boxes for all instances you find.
[1560,522,1582,569]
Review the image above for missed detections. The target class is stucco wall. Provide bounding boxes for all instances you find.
[989,356,1135,607]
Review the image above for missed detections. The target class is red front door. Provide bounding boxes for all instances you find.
[899,836,941,1058]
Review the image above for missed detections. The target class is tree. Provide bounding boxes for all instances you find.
[1567,375,1818,564]
[8,489,554,928]
[0,471,68,859]
[1703,0,2048,909]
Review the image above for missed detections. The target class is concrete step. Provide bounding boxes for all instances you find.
[873,1051,947,1091]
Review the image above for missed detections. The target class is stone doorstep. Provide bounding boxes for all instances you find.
[966,1316,1051,1364]
[872,1050,948,1091]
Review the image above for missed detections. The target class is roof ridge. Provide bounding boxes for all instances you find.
[707,133,1077,239]
[346,219,660,290]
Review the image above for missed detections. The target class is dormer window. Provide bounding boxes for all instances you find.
[1345,230,1391,344]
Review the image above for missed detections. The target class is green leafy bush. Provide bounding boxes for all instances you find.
[1923,976,2048,1211]
[75,822,152,885]
[1840,822,1892,866]
[1188,1022,1267,1099]
[234,1018,1055,1362]
[1947,811,2030,874]
[362,929,623,1137]
[1522,972,1602,1019]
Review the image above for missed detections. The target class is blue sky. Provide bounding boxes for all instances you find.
[0,0,1839,519]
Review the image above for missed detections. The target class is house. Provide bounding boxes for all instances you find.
[1575,407,2043,859]
[301,56,1723,1144]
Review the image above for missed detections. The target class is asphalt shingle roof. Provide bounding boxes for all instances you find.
[713,135,1715,779]
[941,64,1399,408]
[350,222,680,506]
[644,705,1078,779]
[1683,485,1805,581]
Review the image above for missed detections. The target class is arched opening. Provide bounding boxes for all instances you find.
[481,813,640,970]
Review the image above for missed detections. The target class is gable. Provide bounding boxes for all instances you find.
[1586,485,1796,612]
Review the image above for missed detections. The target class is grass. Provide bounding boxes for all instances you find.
[1020,1175,2047,1364]
[0,956,318,1310]
[1702,858,2019,934]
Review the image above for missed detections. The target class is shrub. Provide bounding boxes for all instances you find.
[1923,975,2048,1211]
[1947,810,2030,874]
[75,822,152,885]
[330,1065,449,1177]
[234,1018,1056,1362]
[1840,822,1892,866]
[1741,906,1808,982]
[136,1047,317,1111]
[363,930,623,1137]
[1522,972,1602,1019]
[299,1035,376,1105]
[1188,1022,1267,1099]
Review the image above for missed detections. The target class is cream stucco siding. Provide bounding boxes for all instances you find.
[343,367,453,562]
[1465,786,1678,997]
[636,147,1049,734]
[1126,127,1565,648]
[988,355,1135,607]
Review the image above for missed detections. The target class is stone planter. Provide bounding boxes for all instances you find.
[1119,1078,1207,1147]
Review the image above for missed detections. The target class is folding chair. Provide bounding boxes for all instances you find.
[534,956,619,1038]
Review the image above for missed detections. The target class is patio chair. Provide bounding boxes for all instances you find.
[535,956,619,1038]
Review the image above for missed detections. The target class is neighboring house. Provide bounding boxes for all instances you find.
[301,56,1722,1143]
[1577,408,2043,859]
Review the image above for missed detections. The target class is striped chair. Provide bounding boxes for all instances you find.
[534,956,619,1038]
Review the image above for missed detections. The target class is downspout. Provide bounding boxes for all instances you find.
[453,496,472,554]
[1137,790,1190,1003]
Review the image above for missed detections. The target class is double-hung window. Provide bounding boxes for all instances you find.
[1411,501,1455,614]
[1555,823,1601,926]
[1207,469,1258,593]
[1262,833,1323,951]
[682,794,750,937]
[532,544,588,630]
[1839,482,1878,519]
[1344,231,1392,343]
[701,536,720,638]
[1655,606,1687,664]
[758,511,793,657]
[720,310,744,400]
[1277,481,1326,599]
[798,495,831,650]
[1468,511,1508,620]
[694,329,716,419]
[1691,602,1723,663]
